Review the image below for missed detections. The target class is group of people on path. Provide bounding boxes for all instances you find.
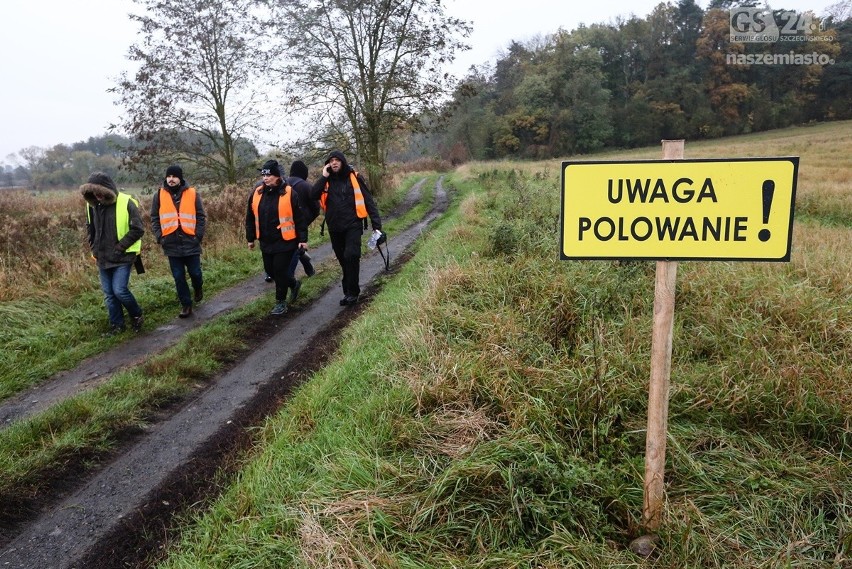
[81,150,383,334]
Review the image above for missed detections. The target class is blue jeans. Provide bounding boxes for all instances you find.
[98,263,142,328]
[168,254,203,307]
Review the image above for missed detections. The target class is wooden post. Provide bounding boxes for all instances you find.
[641,139,683,532]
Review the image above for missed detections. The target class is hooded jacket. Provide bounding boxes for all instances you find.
[287,161,320,225]
[81,177,144,269]
[310,150,381,233]
[151,179,206,257]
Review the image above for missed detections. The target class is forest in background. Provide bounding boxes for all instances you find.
[2,0,849,190]
[418,1,850,162]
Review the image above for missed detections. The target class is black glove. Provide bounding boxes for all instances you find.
[376,230,387,246]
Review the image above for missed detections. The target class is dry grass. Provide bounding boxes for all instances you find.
[0,184,250,302]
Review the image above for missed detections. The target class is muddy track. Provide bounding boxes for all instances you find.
[0,177,449,568]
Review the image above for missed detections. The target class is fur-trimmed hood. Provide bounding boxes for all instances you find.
[81,172,118,207]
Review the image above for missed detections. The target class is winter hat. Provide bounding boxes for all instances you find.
[165,164,184,179]
[86,172,117,192]
[289,160,309,180]
[259,159,282,177]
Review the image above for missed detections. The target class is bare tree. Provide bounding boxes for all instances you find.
[113,0,273,184]
[271,0,470,195]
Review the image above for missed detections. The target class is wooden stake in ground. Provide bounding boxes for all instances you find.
[641,139,683,533]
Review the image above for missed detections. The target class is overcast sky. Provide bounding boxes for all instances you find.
[0,0,839,164]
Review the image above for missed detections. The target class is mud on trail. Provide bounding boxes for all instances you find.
[0,177,449,569]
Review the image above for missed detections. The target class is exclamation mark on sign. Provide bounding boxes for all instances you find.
[758,180,774,242]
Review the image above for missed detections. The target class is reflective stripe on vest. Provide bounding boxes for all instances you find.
[252,185,296,240]
[158,187,197,236]
[320,171,367,219]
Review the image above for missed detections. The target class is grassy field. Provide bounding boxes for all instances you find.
[1,122,849,566]
[155,122,850,567]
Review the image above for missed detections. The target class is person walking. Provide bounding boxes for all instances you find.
[150,165,206,318]
[246,159,309,315]
[81,172,145,334]
[285,160,319,290]
[311,150,382,306]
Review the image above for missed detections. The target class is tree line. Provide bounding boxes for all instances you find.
[3,0,849,192]
[423,0,850,162]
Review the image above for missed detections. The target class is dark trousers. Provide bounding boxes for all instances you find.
[168,254,203,307]
[329,227,362,297]
[262,250,298,302]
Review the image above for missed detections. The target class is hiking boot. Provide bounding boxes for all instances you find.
[131,314,145,332]
[179,305,193,318]
[194,287,203,303]
[270,302,288,315]
[289,280,302,303]
[340,295,359,306]
[103,325,126,337]
[265,274,274,283]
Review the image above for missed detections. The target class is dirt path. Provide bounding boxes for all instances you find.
[0,177,447,568]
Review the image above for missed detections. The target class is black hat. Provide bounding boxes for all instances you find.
[259,159,282,177]
[86,172,117,192]
[289,160,309,180]
[166,164,184,179]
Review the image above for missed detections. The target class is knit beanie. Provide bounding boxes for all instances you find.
[86,172,117,192]
[289,160,309,180]
[259,159,282,177]
[166,164,184,179]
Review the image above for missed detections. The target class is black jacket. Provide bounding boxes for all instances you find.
[286,175,320,226]
[310,155,381,233]
[81,183,144,269]
[245,179,308,254]
[150,181,206,257]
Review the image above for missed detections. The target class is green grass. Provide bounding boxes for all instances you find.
[0,250,260,400]
[157,128,850,567]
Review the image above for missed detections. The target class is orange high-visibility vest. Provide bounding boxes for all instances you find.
[252,185,296,240]
[158,187,198,236]
[320,171,367,219]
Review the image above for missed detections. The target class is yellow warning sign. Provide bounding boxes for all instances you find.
[560,157,798,261]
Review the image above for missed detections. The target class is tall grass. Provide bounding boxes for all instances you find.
[157,125,851,567]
